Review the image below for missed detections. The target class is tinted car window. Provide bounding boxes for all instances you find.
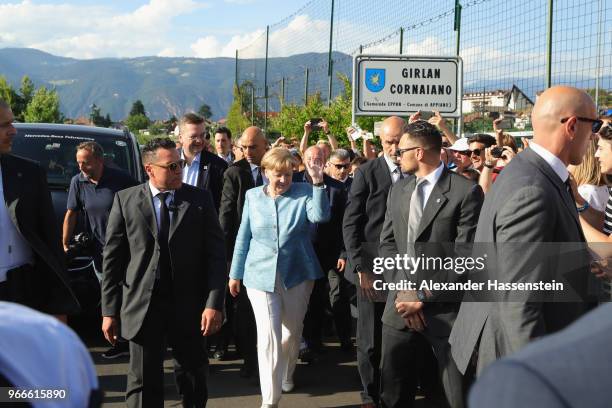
[11,130,135,188]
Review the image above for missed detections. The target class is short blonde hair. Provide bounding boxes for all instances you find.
[261,147,295,173]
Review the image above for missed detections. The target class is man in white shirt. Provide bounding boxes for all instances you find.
[214,127,234,164]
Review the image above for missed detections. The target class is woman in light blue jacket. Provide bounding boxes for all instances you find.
[229,147,330,408]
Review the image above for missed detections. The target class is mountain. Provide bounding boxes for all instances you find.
[1,48,607,121]
[0,48,353,121]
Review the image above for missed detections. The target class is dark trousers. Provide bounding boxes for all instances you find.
[356,289,385,405]
[380,323,464,408]
[328,269,354,342]
[302,277,330,349]
[126,288,208,408]
[235,283,258,372]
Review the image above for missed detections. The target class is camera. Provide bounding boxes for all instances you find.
[67,232,94,258]
[491,146,505,159]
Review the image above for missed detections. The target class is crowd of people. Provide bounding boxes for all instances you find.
[0,85,611,408]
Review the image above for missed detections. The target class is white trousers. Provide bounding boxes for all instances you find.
[247,278,314,405]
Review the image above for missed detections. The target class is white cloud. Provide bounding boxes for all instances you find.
[0,0,210,59]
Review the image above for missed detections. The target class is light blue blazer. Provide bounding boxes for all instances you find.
[229,182,331,292]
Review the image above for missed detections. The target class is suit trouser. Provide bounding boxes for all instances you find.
[302,277,329,349]
[247,279,314,405]
[356,289,385,404]
[380,323,464,408]
[126,288,208,408]
[328,269,354,342]
[234,282,258,372]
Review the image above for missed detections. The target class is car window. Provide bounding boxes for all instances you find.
[11,129,135,188]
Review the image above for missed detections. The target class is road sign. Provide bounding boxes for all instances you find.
[353,55,463,119]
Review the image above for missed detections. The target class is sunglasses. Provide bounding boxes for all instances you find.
[151,159,186,172]
[560,117,604,133]
[330,163,350,170]
[469,149,483,157]
[395,146,421,156]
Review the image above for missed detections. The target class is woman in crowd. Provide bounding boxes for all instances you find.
[228,147,330,408]
[568,138,609,212]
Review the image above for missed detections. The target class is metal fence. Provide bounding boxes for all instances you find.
[236,0,611,129]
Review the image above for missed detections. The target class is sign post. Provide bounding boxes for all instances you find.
[352,55,463,130]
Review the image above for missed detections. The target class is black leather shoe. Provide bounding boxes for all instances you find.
[213,349,227,361]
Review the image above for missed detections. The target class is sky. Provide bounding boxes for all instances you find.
[0,0,307,59]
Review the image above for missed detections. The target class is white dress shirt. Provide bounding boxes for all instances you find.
[249,163,268,185]
[148,183,175,231]
[181,151,201,186]
[0,165,34,282]
[419,162,445,210]
[529,142,569,183]
[383,154,404,184]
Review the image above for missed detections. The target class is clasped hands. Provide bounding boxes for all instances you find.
[395,290,427,332]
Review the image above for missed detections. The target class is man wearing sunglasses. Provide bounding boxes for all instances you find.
[102,138,227,408]
[379,120,483,408]
[467,134,496,173]
[451,86,598,380]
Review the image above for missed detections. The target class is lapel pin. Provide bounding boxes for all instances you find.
[436,198,441,203]
[17,172,22,178]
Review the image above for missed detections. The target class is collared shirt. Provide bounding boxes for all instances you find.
[419,162,445,210]
[218,152,233,164]
[181,151,201,186]
[67,166,137,246]
[0,165,34,282]
[148,182,175,231]
[529,142,569,183]
[249,163,268,185]
[383,154,404,184]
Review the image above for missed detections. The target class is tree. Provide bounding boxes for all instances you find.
[198,103,212,120]
[226,85,252,138]
[104,114,112,127]
[129,100,146,117]
[23,86,62,123]
[125,114,150,133]
[0,76,16,108]
[13,76,35,121]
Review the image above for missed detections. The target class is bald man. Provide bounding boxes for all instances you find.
[218,126,268,380]
[343,116,407,407]
[450,86,597,378]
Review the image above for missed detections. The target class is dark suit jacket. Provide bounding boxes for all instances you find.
[450,147,589,375]
[218,158,255,256]
[379,167,483,333]
[343,156,393,287]
[469,302,612,408]
[101,183,227,340]
[293,171,347,272]
[0,154,80,315]
[180,149,228,212]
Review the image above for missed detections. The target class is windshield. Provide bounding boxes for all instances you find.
[11,129,135,188]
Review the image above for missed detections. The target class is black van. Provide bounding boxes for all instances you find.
[11,123,145,313]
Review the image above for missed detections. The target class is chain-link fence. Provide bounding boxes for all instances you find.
[236,0,611,128]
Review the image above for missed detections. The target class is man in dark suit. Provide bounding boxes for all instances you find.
[293,146,350,359]
[101,138,226,408]
[343,116,405,408]
[378,121,483,408]
[0,100,79,318]
[470,302,612,408]
[450,86,597,376]
[322,148,354,350]
[178,113,228,212]
[218,126,268,379]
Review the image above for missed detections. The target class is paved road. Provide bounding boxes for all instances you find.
[78,318,363,408]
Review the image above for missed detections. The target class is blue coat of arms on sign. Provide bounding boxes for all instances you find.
[365,68,385,92]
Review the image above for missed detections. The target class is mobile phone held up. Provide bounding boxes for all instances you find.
[310,118,322,128]
[419,111,434,120]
